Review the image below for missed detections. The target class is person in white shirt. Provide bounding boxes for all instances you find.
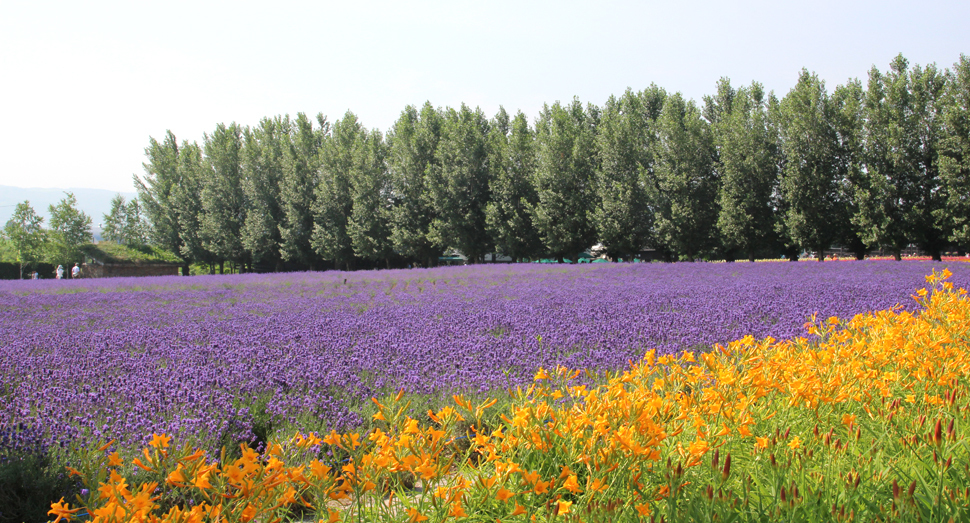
[71,263,80,278]
[55,265,64,279]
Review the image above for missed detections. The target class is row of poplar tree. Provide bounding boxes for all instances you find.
[136,54,970,274]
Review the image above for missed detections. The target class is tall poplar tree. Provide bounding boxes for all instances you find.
[313,111,364,270]
[486,108,542,262]
[652,93,718,261]
[715,82,782,261]
[201,122,246,272]
[775,70,844,261]
[531,98,599,263]
[387,102,443,267]
[136,131,191,275]
[595,88,663,261]
[427,104,492,263]
[102,194,128,244]
[47,192,93,265]
[174,140,215,271]
[348,129,394,266]
[2,201,44,278]
[941,54,970,246]
[857,56,948,260]
[831,79,869,259]
[280,113,327,269]
[242,116,288,271]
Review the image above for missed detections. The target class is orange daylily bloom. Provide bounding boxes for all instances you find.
[496,488,514,501]
[149,433,171,448]
[556,500,573,515]
[48,498,82,523]
[407,507,429,522]
[449,502,467,517]
[755,437,769,450]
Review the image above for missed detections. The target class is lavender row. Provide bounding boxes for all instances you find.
[1,261,967,454]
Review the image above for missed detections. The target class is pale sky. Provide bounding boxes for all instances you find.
[1,0,967,193]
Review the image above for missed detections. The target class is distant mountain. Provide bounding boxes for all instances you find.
[0,186,138,241]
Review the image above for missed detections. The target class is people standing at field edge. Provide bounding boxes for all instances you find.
[72,263,80,279]
[55,265,64,279]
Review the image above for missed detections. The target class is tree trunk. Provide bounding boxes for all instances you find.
[893,249,902,261]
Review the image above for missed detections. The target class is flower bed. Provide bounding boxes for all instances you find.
[2,261,969,456]
[49,269,970,522]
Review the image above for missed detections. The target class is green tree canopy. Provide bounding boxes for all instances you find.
[857,55,949,260]
[652,93,719,262]
[531,98,599,263]
[486,108,543,262]
[47,192,93,266]
[387,102,444,267]
[595,87,664,261]
[313,111,365,270]
[348,128,394,266]
[941,54,970,246]
[242,116,289,270]
[715,82,782,261]
[428,104,493,263]
[777,70,842,261]
[280,113,327,269]
[3,201,45,278]
[136,130,191,274]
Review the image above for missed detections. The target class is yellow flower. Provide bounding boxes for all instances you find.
[562,474,582,494]
[166,465,188,486]
[787,436,802,450]
[688,439,709,457]
[149,433,171,449]
[556,500,573,515]
[404,419,420,434]
[310,459,332,479]
[193,470,212,490]
[241,504,258,522]
[842,413,856,429]
[47,498,82,523]
[407,507,429,522]
[496,488,514,501]
[521,469,540,485]
[533,480,550,495]
[755,437,769,450]
[449,502,467,517]
[534,367,550,380]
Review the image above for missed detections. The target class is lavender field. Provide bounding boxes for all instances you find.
[2,261,968,454]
